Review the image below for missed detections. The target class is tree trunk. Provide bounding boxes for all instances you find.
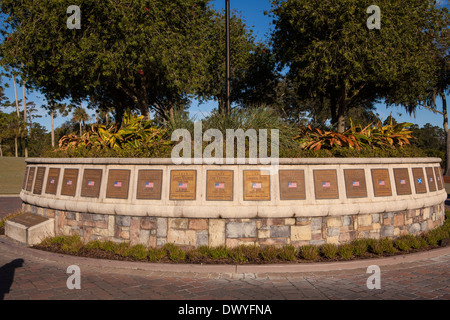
[337,86,348,134]
[13,73,20,157]
[79,121,82,137]
[169,106,175,127]
[337,113,346,133]
[14,136,18,157]
[22,79,28,158]
[13,74,20,117]
[0,138,3,157]
[442,93,450,176]
[50,108,55,148]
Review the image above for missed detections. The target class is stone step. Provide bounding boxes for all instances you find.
[5,213,54,245]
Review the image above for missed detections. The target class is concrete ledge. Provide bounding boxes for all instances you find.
[25,157,442,165]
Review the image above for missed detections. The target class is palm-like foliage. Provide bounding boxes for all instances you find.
[295,115,413,151]
[59,110,171,152]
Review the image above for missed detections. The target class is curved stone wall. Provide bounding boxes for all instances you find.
[20,158,447,247]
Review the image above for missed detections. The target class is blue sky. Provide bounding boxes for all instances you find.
[1,0,449,131]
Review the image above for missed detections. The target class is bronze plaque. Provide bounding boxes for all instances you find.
[22,167,29,190]
[45,168,61,195]
[425,167,437,192]
[106,169,130,199]
[279,170,306,200]
[243,170,271,201]
[314,169,339,199]
[26,167,35,192]
[344,169,367,198]
[33,167,46,195]
[434,167,444,190]
[206,170,234,201]
[9,213,49,228]
[371,169,392,197]
[81,169,103,198]
[393,168,412,196]
[169,170,197,200]
[412,168,427,194]
[61,169,79,197]
[137,170,163,200]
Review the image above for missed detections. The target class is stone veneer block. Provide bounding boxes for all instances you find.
[226,221,257,238]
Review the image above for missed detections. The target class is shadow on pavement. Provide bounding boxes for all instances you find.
[0,258,24,300]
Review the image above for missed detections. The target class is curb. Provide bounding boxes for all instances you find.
[1,236,449,274]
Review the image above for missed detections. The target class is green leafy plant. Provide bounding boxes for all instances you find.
[148,248,167,262]
[352,239,370,257]
[229,245,248,263]
[300,245,319,260]
[380,238,397,254]
[127,244,148,260]
[163,243,186,262]
[338,244,354,260]
[394,238,411,251]
[369,239,384,255]
[260,245,281,262]
[279,245,297,261]
[320,243,338,259]
[208,246,231,259]
[294,115,414,152]
[114,242,131,257]
[56,110,173,157]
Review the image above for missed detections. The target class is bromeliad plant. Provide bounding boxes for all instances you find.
[58,110,173,152]
[295,115,414,151]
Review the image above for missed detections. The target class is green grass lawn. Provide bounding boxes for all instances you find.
[0,157,26,194]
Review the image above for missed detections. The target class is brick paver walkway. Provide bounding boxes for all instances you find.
[0,236,449,301]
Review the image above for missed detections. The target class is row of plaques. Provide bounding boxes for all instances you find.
[22,166,444,201]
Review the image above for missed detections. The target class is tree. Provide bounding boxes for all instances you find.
[72,106,90,137]
[0,0,218,124]
[269,0,447,133]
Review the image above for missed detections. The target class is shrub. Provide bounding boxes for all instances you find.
[338,244,354,260]
[380,238,397,254]
[86,240,103,250]
[148,248,166,262]
[425,230,440,246]
[369,239,384,255]
[260,246,281,262]
[209,246,231,259]
[100,240,117,253]
[320,243,338,259]
[394,238,411,251]
[127,244,148,260]
[352,239,370,257]
[114,242,131,257]
[197,246,211,258]
[300,245,319,260]
[186,248,203,262]
[163,243,186,262]
[49,235,83,254]
[229,245,248,263]
[240,245,260,262]
[279,245,297,261]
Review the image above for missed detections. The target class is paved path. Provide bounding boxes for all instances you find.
[0,196,449,304]
[0,236,449,301]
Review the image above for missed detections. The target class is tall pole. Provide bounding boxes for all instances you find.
[225,0,231,116]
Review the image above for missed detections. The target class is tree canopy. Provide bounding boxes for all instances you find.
[269,0,448,132]
[0,0,217,122]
